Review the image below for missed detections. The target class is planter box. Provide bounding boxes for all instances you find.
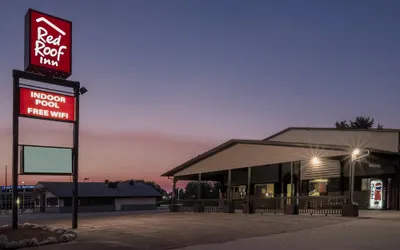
[342,203,359,217]
[242,203,254,214]
[194,203,205,213]
[284,204,299,215]
[223,202,235,213]
[169,205,179,212]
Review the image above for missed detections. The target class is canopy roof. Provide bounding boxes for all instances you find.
[162,140,398,177]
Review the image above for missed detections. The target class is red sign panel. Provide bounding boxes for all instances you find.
[20,88,75,122]
[25,9,72,79]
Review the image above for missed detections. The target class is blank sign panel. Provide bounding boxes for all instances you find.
[22,145,73,175]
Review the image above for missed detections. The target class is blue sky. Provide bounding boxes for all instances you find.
[0,0,399,187]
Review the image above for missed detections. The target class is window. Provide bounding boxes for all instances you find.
[231,185,246,199]
[361,178,370,191]
[254,184,275,198]
[46,197,58,207]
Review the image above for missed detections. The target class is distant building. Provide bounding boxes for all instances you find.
[1,185,36,212]
[34,181,162,213]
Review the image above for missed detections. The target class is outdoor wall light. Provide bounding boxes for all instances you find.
[352,148,360,156]
[311,157,320,165]
[79,87,88,95]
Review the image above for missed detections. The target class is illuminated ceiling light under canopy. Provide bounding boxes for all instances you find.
[311,157,320,165]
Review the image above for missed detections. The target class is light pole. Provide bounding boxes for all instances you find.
[4,165,7,188]
[22,181,25,212]
[350,149,370,205]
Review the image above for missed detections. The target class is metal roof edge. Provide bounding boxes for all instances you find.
[263,127,400,141]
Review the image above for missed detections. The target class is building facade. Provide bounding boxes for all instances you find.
[162,127,400,211]
[0,185,36,213]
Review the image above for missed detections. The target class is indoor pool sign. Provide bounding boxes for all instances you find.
[24,9,72,79]
[19,87,75,122]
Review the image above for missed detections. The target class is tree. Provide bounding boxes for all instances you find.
[335,120,350,129]
[335,116,383,129]
[183,181,222,199]
[118,179,168,197]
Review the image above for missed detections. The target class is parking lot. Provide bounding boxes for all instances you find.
[1,210,399,250]
[1,211,354,250]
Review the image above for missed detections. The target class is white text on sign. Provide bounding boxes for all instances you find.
[34,22,67,67]
[31,91,66,109]
[27,108,69,119]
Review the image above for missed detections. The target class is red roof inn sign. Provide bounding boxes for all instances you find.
[25,9,72,79]
[10,9,84,229]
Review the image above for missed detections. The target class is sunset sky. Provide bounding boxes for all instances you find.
[0,0,399,190]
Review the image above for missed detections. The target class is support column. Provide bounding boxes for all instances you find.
[247,167,251,204]
[195,173,204,212]
[285,162,298,215]
[297,161,301,206]
[172,178,177,204]
[243,167,254,214]
[197,173,202,199]
[227,169,232,201]
[340,160,345,196]
[169,177,178,212]
[224,169,234,213]
[279,163,284,209]
[290,162,294,204]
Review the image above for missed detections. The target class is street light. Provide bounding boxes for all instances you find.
[21,181,25,212]
[350,148,370,205]
[352,148,360,157]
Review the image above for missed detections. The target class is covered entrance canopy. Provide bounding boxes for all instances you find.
[163,129,400,212]
[161,140,366,179]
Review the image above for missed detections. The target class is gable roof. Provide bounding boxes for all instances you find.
[35,182,162,198]
[263,127,400,141]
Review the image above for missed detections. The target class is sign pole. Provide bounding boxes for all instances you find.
[12,75,20,229]
[72,85,80,229]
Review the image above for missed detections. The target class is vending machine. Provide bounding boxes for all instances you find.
[369,179,384,210]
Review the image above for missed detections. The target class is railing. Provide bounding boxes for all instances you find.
[233,199,246,210]
[171,196,350,216]
[253,197,287,214]
[298,196,349,215]
[202,199,226,213]
[174,199,228,213]
[176,200,196,212]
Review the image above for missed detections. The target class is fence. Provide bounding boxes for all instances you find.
[253,197,286,214]
[298,196,349,215]
[175,199,227,213]
[172,196,349,216]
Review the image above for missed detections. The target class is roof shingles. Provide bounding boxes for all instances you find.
[36,182,162,198]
